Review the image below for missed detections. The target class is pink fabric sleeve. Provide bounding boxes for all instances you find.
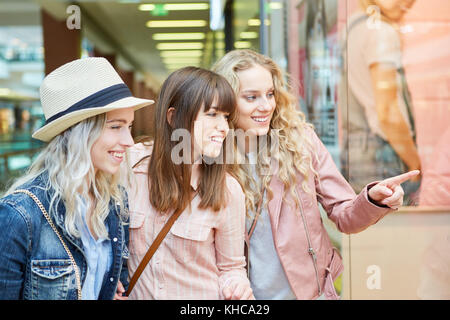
[309,128,393,234]
[216,176,251,296]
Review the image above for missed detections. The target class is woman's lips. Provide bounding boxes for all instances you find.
[109,151,124,163]
[251,115,270,124]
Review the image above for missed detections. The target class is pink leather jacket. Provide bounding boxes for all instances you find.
[255,128,392,299]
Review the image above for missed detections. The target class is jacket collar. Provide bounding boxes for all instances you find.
[268,174,284,233]
[266,157,285,233]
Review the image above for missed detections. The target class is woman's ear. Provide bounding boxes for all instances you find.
[166,107,176,127]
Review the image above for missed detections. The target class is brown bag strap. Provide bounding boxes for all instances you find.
[247,187,265,240]
[125,192,197,297]
[247,197,263,240]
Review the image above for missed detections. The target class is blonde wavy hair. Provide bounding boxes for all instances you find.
[212,49,319,215]
[5,114,128,239]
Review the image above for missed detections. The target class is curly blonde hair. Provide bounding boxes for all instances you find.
[212,49,319,216]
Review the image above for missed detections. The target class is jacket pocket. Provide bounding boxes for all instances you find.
[323,248,344,300]
[129,211,147,256]
[329,247,344,280]
[169,221,212,263]
[30,259,74,300]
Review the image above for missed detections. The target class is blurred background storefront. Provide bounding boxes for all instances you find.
[0,0,448,299]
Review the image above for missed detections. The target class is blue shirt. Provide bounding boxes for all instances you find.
[76,198,112,300]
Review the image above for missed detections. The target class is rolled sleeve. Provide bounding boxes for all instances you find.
[309,128,392,234]
[215,177,251,295]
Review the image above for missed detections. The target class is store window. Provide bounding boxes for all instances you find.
[0,25,45,192]
[290,0,450,299]
[231,0,261,52]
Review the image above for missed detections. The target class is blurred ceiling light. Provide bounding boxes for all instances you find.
[165,3,209,10]
[248,19,271,26]
[240,31,258,39]
[269,2,283,10]
[234,41,252,49]
[0,88,12,95]
[156,42,204,50]
[139,4,155,10]
[146,20,207,28]
[153,33,206,40]
[139,3,209,11]
[160,50,203,58]
[162,57,201,64]
[215,42,225,49]
[215,31,225,40]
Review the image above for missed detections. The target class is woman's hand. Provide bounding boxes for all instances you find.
[368,170,420,209]
[223,282,255,300]
[113,281,128,300]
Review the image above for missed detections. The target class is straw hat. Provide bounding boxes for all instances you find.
[33,57,154,142]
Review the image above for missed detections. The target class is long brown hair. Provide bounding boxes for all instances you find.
[147,66,236,214]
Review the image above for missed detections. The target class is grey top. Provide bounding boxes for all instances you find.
[246,152,296,300]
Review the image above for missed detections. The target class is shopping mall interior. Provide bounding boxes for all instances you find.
[0,0,449,299]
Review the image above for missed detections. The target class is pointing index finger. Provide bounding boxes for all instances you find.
[387,170,420,185]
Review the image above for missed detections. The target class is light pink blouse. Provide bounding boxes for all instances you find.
[126,143,250,300]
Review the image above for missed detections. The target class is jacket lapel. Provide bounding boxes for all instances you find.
[267,157,284,234]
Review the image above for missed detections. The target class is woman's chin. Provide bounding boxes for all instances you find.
[248,126,270,136]
[202,147,222,160]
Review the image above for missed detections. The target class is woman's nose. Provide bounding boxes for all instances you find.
[257,96,273,112]
[217,115,229,133]
[121,128,134,147]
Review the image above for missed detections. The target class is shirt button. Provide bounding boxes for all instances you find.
[110,277,114,282]
[113,237,118,242]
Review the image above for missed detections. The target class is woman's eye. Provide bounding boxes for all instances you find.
[111,126,121,130]
[207,112,217,117]
[267,91,274,98]
[246,96,256,101]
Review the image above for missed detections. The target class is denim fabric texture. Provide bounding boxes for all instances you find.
[0,172,129,300]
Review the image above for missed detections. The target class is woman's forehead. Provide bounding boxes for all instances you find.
[237,65,273,91]
[105,107,134,121]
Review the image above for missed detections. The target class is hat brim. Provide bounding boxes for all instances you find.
[32,96,154,142]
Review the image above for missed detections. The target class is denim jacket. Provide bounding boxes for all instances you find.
[0,172,129,300]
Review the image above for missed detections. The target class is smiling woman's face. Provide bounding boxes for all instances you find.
[90,107,134,175]
[192,96,230,160]
[235,64,276,136]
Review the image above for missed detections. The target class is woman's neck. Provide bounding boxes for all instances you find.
[237,134,266,154]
